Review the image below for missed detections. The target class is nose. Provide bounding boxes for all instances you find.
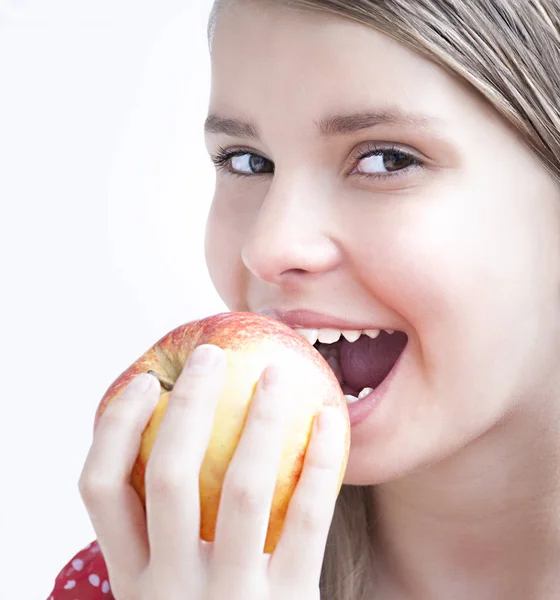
[241,174,341,286]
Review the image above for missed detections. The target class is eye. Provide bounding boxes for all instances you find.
[211,148,274,176]
[232,153,273,174]
[211,144,422,180]
[353,145,421,179]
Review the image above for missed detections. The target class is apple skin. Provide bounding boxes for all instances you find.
[94,311,350,554]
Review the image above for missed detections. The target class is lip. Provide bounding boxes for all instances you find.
[258,307,400,332]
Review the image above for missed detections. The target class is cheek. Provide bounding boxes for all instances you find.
[354,179,560,406]
[205,196,249,310]
[350,194,500,390]
[352,196,475,341]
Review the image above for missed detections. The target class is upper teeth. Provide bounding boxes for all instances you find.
[293,327,394,346]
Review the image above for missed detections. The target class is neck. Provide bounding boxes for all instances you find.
[372,397,560,600]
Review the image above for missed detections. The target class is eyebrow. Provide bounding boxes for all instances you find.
[204,107,442,140]
[204,114,260,139]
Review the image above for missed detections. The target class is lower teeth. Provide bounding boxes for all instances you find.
[317,344,374,405]
[345,387,374,404]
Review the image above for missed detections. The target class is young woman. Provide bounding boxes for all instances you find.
[47,1,560,598]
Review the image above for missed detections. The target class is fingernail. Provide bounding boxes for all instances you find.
[262,364,282,389]
[129,373,154,392]
[188,344,220,369]
[317,408,340,433]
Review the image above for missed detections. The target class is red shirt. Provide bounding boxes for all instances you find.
[47,541,113,599]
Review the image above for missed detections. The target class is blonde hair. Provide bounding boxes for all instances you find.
[208,1,560,598]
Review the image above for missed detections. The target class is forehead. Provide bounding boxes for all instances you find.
[209,1,487,131]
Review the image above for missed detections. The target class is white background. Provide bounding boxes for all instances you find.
[0,1,225,597]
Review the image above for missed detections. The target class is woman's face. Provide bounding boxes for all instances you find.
[204,1,560,484]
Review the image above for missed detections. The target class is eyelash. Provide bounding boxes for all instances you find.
[210,143,423,180]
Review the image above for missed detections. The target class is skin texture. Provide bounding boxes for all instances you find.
[204,2,560,598]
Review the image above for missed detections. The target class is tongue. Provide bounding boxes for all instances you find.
[339,332,407,391]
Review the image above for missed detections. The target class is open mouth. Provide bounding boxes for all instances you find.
[294,327,408,403]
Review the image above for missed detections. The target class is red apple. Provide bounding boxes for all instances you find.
[94,311,350,553]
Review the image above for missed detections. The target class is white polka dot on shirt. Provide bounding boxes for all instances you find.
[71,558,84,571]
[63,580,76,590]
[89,573,101,587]
[102,580,111,593]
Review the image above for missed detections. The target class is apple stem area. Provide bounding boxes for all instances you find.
[147,369,174,391]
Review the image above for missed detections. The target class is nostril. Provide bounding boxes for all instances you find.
[281,268,308,277]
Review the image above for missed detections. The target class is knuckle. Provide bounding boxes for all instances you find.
[78,470,114,505]
[99,402,129,428]
[145,462,188,499]
[250,401,280,427]
[306,443,340,472]
[168,388,192,407]
[291,498,323,533]
[224,474,267,513]
[168,386,208,415]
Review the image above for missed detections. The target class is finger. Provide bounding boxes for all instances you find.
[78,373,159,582]
[145,344,227,575]
[211,364,287,572]
[269,407,347,586]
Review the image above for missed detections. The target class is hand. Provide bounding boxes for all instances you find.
[78,344,347,600]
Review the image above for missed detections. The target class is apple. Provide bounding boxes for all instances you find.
[94,311,350,553]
